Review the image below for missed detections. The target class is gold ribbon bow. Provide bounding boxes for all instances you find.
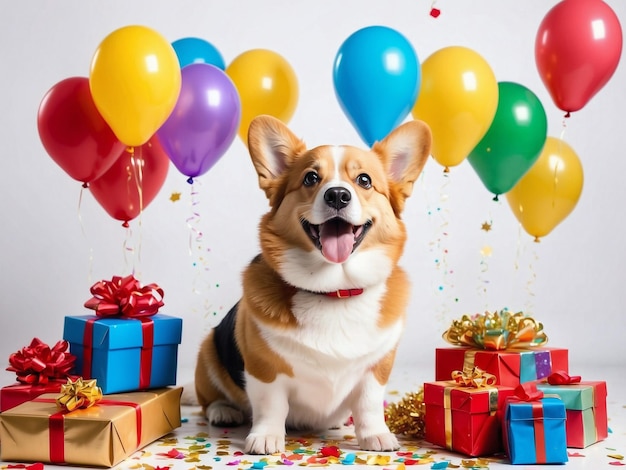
[451,366,496,388]
[442,310,548,350]
[56,377,103,412]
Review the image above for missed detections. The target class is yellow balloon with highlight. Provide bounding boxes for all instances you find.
[412,46,498,170]
[506,137,584,241]
[226,49,299,144]
[89,25,182,146]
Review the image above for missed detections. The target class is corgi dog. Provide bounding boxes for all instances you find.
[194,115,431,455]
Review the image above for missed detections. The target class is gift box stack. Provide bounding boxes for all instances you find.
[0,275,184,467]
[422,310,608,465]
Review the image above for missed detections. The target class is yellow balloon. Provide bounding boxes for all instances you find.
[506,137,584,241]
[412,46,498,170]
[89,25,181,146]
[226,49,299,144]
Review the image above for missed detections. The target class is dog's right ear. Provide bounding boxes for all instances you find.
[247,115,306,201]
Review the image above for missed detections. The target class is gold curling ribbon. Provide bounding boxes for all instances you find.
[452,366,497,388]
[442,310,548,350]
[56,377,103,412]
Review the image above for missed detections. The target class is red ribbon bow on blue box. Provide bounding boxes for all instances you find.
[84,274,164,318]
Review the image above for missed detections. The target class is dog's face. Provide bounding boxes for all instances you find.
[247,115,431,293]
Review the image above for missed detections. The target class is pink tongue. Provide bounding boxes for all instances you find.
[320,220,355,263]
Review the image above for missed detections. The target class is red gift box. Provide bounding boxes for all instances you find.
[435,347,568,387]
[424,378,515,456]
[2,338,77,412]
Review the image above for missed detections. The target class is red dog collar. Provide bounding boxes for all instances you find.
[324,288,364,298]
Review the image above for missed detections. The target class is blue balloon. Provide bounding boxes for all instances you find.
[172,37,226,70]
[333,26,420,147]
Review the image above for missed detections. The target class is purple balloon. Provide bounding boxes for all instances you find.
[157,63,241,180]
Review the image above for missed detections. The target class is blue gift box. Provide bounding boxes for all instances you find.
[503,395,568,465]
[63,314,182,394]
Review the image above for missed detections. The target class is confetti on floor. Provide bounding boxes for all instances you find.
[1,365,624,470]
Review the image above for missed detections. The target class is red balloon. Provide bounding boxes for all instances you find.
[535,0,622,114]
[89,136,169,225]
[37,77,125,184]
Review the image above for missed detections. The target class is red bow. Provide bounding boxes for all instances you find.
[6,338,76,385]
[513,382,544,402]
[546,370,582,385]
[84,275,164,318]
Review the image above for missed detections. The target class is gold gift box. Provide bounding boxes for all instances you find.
[0,387,182,467]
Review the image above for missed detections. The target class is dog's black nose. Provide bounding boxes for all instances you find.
[324,187,351,209]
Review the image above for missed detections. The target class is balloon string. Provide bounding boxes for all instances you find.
[77,184,94,283]
[513,222,523,308]
[514,224,537,315]
[185,180,204,256]
[122,223,135,276]
[559,117,568,142]
[185,179,212,299]
[129,146,144,272]
[525,245,538,315]
[428,170,455,325]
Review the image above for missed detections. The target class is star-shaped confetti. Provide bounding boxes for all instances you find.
[170,192,181,202]
[481,221,492,232]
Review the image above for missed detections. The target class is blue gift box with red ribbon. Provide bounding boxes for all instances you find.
[63,314,182,394]
[62,275,182,394]
[502,383,568,465]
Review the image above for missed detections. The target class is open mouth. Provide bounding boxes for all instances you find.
[301,217,372,264]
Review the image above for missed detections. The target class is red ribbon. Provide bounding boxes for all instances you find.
[513,382,544,402]
[82,318,154,389]
[6,338,76,385]
[84,275,164,318]
[510,382,546,463]
[34,397,142,464]
[82,275,163,389]
[546,370,582,385]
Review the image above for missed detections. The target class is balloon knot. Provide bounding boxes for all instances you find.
[533,236,541,243]
[443,166,450,174]
[122,221,130,228]
[186,177,194,185]
[564,111,571,118]
[82,182,89,189]
[126,146,135,154]
[492,194,499,202]
[430,7,441,17]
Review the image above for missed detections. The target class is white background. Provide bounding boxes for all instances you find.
[1,0,624,386]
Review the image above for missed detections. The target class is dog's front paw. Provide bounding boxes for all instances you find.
[206,400,245,426]
[358,432,400,452]
[244,433,285,455]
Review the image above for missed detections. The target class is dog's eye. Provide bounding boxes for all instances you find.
[356,173,372,189]
[303,171,320,187]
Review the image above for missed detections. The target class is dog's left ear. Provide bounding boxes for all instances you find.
[247,115,307,201]
[372,120,431,214]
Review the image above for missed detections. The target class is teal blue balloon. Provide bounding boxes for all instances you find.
[172,37,225,70]
[333,26,420,147]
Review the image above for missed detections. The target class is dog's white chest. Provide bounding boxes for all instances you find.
[254,287,403,426]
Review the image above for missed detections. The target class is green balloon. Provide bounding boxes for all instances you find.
[468,81,547,198]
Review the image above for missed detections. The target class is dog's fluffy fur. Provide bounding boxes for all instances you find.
[194,115,431,454]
